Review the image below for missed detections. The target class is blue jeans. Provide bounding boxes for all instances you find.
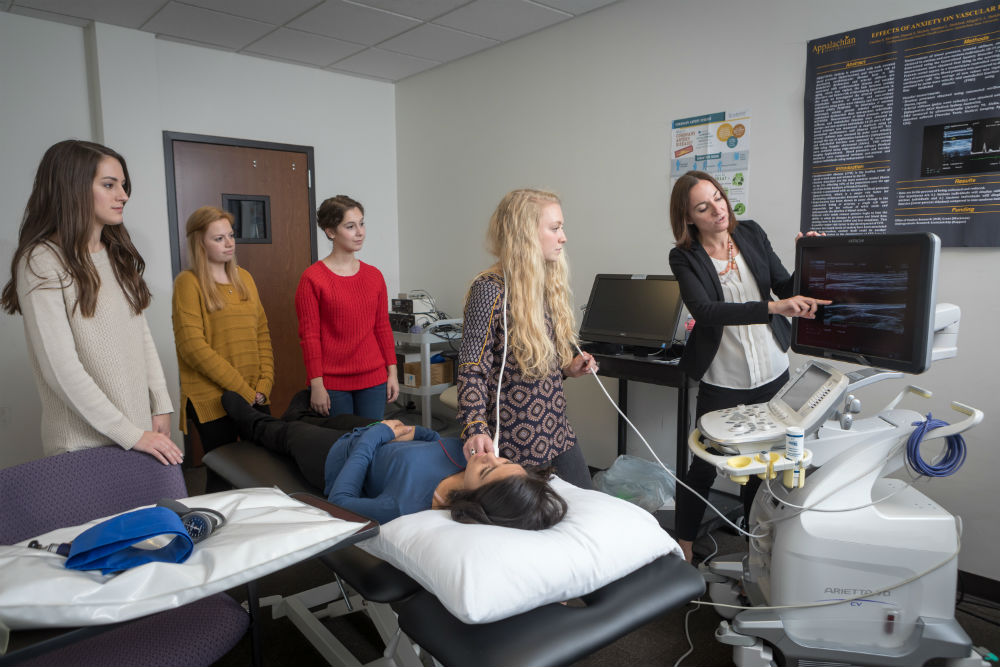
[329,383,386,420]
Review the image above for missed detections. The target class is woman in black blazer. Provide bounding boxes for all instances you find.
[667,171,828,562]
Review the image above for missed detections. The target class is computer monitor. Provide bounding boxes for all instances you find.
[579,274,684,352]
[792,233,940,374]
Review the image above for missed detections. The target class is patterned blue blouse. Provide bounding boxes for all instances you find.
[456,273,575,467]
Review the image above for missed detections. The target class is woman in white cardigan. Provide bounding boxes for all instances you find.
[1,140,182,465]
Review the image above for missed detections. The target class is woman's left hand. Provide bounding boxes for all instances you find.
[795,230,825,241]
[381,419,414,441]
[253,392,266,405]
[564,351,598,378]
[151,413,171,436]
[386,373,400,403]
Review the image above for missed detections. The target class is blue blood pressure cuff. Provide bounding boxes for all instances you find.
[28,500,227,575]
[64,507,193,575]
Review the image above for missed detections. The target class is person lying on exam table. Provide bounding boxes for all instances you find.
[221,391,567,529]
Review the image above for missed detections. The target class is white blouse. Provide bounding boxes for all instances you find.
[701,252,788,390]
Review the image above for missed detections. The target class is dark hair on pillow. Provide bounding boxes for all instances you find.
[448,466,567,531]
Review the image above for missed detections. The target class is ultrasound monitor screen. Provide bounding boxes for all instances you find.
[579,275,683,350]
[793,233,939,374]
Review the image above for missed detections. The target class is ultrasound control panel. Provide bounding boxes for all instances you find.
[698,360,849,446]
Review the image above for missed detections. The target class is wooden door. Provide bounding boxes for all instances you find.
[167,137,315,427]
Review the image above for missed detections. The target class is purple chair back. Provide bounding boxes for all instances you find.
[0,446,188,545]
[0,447,250,667]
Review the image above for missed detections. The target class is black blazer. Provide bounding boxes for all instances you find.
[668,220,795,381]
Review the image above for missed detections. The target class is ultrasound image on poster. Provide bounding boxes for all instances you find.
[802,0,1000,246]
[922,117,1000,177]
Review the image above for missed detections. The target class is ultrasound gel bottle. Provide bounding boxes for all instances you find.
[784,426,805,488]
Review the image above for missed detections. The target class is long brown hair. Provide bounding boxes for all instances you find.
[1,140,151,316]
[184,206,248,312]
[669,170,738,249]
[477,188,577,380]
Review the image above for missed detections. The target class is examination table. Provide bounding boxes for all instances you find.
[204,440,705,667]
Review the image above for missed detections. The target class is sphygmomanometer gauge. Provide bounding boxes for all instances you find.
[181,512,213,541]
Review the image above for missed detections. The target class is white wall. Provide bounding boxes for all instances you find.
[0,13,92,468]
[395,0,1000,579]
[0,12,398,467]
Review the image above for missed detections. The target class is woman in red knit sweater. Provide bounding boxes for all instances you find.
[295,195,398,419]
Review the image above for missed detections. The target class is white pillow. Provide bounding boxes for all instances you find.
[359,477,681,624]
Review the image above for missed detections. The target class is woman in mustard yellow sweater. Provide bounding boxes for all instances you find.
[172,206,274,453]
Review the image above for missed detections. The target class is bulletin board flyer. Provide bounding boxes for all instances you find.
[670,110,752,218]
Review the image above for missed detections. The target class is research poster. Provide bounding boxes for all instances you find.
[671,110,751,219]
[802,0,1000,246]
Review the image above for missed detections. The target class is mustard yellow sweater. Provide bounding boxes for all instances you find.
[172,268,274,431]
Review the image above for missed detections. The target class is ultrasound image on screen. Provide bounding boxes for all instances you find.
[796,253,914,361]
[804,261,907,334]
[793,234,936,374]
[822,303,905,334]
[807,264,907,294]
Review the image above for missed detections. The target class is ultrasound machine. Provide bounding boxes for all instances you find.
[689,233,988,666]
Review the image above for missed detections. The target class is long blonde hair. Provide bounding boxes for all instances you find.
[185,206,248,312]
[481,188,577,380]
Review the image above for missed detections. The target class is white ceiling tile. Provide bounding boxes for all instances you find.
[347,0,469,22]
[330,47,439,81]
[155,33,241,54]
[180,0,324,26]
[532,0,618,16]
[2,0,610,83]
[13,0,163,28]
[288,0,418,44]
[8,5,90,26]
[434,0,567,41]
[143,3,274,50]
[244,27,363,66]
[379,22,495,61]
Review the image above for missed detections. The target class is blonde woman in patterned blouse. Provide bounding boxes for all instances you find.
[457,189,598,489]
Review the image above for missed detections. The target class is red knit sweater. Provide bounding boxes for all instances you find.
[295,260,395,391]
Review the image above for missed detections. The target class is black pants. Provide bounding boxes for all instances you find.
[549,444,594,490]
[673,370,789,541]
[223,390,372,490]
[188,399,271,454]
